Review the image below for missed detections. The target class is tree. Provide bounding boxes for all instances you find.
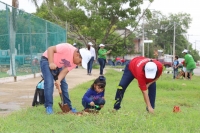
[32,0,154,56]
[138,10,199,60]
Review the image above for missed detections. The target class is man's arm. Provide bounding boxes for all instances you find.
[47,46,57,70]
[146,78,159,88]
[58,67,69,81]
[142,90,154,113]
[54,67,69,88]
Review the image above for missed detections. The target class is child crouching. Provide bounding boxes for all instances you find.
[82,76,106,111]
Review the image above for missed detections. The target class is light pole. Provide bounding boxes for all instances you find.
[142,10,145,57]
[142,9,155,57]
[172,22,176,61]
[194,41,196,50]
[194,40,200,51]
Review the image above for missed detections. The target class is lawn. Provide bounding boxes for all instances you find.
[0,69,200,133]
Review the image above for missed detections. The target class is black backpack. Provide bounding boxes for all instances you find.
[32,77,45,106]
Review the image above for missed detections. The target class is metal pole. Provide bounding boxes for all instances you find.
[148,43,149,57]
[142,10,145,57]
[187,34,189,50]
[173,22,176,60]
[46,21,48,49]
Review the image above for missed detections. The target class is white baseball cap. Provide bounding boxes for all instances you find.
[182,49,188,53]
[79,48,92,69]
[99,44,105,47]
[144,62,157,79]
[88,42,93,46]
[73,43,76,46]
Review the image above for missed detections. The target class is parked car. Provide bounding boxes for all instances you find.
[158,58,184,68]
[158,58,172,68]
[115,57,126,66]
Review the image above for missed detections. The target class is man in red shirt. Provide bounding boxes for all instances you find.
[114,56,163,113]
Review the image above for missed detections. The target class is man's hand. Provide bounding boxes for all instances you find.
[89,101,95,106]
[147,106,154,114]
[106,49,112,54]
[54,80,61,89]
[49,63,57,70]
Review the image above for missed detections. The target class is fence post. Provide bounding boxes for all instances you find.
[46,21,48,49]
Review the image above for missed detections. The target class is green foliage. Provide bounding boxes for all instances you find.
[0,69,200,132]
[33,0,153,56]
[141,10,200,60]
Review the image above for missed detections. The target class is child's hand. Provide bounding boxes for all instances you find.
[90,102,95,106]
[100,105,104,108]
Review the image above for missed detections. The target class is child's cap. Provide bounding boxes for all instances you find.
[79,48,92,69]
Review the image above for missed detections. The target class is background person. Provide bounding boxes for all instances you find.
[176,60,190,79]
[82,76,106,111]
[97,44,111,76]
[31,56,40,74]
[182,49,196,80]
[173,55,179,79]
[40,43,91,114]
[87,42,96,75]
[113,56,163,114]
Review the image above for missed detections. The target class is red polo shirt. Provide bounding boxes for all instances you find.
[129,57,163,91]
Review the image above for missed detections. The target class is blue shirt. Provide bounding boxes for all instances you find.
[173,60,179,70]
[82,88,104,104]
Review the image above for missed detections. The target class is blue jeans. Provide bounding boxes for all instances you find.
[82,97,105,109]
[40,58,72,109]
[114,62,156,110]
[87,57,94,74]
[98,58,106,75]
[173,69,178,79]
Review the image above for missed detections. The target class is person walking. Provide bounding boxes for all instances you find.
[182,49,196,80]
[113,56,163,114]
[40,43,92,114]
[87,42,96,75]
[97,44,111,76]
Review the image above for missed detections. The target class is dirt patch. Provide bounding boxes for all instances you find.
[0,68,101,116]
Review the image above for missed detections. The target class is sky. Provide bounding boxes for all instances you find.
[0,0,200,51]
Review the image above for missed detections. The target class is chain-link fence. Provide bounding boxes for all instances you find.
[0,1,67,77]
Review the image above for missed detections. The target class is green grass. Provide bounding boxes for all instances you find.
[0,69,200,133]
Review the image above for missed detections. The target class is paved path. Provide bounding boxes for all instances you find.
[0,68,101,116]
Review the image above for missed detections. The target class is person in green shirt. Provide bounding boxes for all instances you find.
[98,44,111,75]
[182,49,196,80]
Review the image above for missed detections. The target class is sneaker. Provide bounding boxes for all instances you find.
[71,108,77,113]
[46,106,53,114]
